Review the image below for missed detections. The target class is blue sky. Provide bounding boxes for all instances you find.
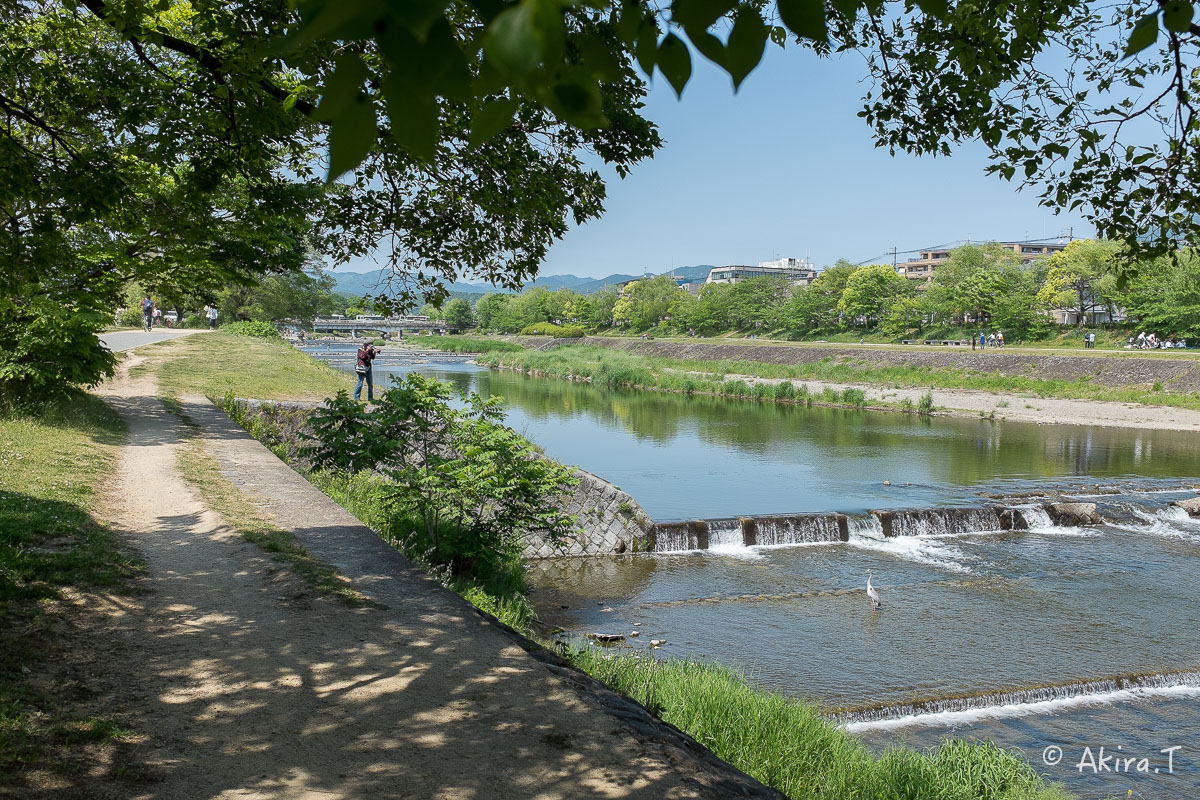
[344,42,1092,279]
[539,44,1091,278]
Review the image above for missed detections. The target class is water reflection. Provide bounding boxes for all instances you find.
[368,361,1200,519]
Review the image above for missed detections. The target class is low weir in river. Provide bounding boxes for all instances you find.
[649,504,1073,553]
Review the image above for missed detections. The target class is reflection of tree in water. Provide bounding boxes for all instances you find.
[439,366,1200,485]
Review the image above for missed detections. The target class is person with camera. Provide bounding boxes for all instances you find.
[354,341,380,402]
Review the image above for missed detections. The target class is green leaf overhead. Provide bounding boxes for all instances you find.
[726,9,770,88]
[656,32,693,96]
[1124,12,1160,57]
[776,0,829,43]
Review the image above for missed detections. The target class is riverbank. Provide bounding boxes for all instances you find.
[419,337,1200,431]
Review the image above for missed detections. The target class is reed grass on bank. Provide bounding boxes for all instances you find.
[565,649,1070,800]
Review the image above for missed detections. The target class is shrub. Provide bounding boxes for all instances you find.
[840,387,866,408]
[918,391,935,416]
[304,374,579,558]
[899,397,915,413]
[183,314,205,328]
[0,295,115,400]
[773,381,796,400]
[519,322,586,337]
[221,320,280,338]
[116,306,144,328]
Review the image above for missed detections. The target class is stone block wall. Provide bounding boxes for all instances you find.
[527,469,655,559]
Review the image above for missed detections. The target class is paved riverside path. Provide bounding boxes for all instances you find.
[95,357,782,800]
[99,328,204,352]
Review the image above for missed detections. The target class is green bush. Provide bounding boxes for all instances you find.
[519,322,586,337]
[221,320,280,338]
[0,295,116,400]
[116,306,144,328]
[182,314,205,328]
[918,391,935,416]
[840,387,866,407]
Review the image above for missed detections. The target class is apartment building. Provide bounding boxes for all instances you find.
[707,257,818,286]
[896,241,1069,283]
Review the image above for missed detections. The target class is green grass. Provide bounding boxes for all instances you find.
[564,649,1071,800]
[0,392,141,785]
[407,335,526,354]
[147,331,351,401]
[477,343,1200,411]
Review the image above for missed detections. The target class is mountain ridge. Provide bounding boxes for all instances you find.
[327,265,716,299]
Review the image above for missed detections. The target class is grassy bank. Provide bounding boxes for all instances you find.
[469,342,1200,411]
[0,393,141,787]
[566,649,1070,800]
[148,331,349,401]
[405,335,526,354]
[473,346,933,412]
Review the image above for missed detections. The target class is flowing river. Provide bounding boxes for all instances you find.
[312,346,1200,798]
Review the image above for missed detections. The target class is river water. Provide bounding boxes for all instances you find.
[313,348,1200,798]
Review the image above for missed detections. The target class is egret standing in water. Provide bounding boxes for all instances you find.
[866,569,882,611]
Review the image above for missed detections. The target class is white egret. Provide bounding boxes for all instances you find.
[866,569,882,611]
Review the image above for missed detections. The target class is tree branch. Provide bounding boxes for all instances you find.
[79,0,317,118]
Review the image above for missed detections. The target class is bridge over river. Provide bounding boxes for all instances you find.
[310,315,453,337]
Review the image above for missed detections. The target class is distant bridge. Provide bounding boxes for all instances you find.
[310,315,452,337]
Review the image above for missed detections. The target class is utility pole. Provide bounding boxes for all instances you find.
[892,247,897,268]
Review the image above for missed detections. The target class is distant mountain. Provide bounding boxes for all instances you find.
[668,264,715,281]
[327,264,715,300]
[328,270,491,298]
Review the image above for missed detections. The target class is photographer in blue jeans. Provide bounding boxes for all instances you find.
[354,342,379,401]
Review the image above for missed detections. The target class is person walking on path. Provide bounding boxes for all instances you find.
[153,306,162,329]
[972,333,977,351]
[997,331,1004,348]
[141,296,154,332]
[206,305,218,329]
[354,341,379,402]
[979,331,986,349]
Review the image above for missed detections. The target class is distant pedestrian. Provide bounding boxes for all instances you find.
[141,296,154,332]
[979,332,986,349]
[972,333,976,351]
[206,306,218,329]
[997,331,1004,348]
[354,342,379,402]
[153,307,161,328]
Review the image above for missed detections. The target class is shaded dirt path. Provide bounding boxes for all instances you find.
[92,359,780,800]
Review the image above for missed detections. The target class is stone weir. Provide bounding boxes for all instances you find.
[832,669,1200,730]
[635,502,1104,555]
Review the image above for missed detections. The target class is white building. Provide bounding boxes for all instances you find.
[706,257,818,286]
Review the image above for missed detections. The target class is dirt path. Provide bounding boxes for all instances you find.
[91,358,779,800]
[721,373,1200,431]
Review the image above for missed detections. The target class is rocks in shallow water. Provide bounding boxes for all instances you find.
[649,639,665,648]
[629,631,639,637]
[1171,497,1200,516]
[586,632,626,643]
[1046,502,1102,526]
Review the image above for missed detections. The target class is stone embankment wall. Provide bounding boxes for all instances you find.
[562,337,1200,392]
[528,469,654,559]
[226,399,653,559]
